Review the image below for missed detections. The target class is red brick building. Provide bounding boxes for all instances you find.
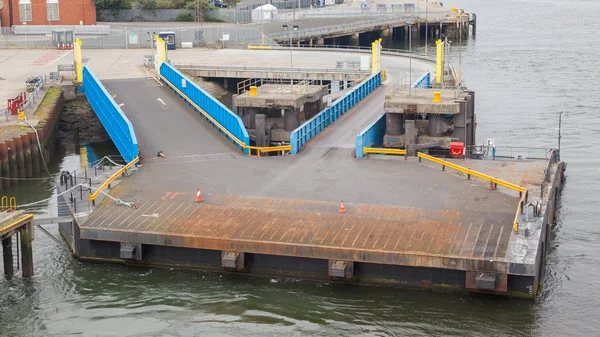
[0,0,96,27]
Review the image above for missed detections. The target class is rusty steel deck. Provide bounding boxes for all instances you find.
[81,194,516,270]
[81,79,548,274]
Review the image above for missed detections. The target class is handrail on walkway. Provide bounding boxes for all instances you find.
[89,157,139,203]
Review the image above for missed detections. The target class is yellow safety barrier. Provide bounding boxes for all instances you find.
[513,193,527,233]
[363,147,407,156]
[89,157,140,202]
[248,45,272,50]
[247,145,292,157]
[417,153,527,193]
[417,152,528,233]
[1,196,17,211]
[0,213,33,234]
[160,74,292,157]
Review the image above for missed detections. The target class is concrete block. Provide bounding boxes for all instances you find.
[475,272,497,291]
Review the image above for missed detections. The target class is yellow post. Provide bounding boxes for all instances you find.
[74,38,83,82]
[435,39,444,83]
[432,91,442,103]
[371,39,382,74]
[371,40,378,74]
[249,86,257,96]
[154,37,167,72]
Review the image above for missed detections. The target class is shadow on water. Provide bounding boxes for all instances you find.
[0,142,119,207]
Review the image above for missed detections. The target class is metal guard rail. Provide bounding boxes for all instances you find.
[0,214,33,234]
[244,45,436,63]
[175,64,368,74]
[159,63,249,153]
[89,157,139,202]
[1,196,17,211]
[159,65,291,156]
[412,72,431,89]
[290,71,382,154]
[359,149,528,234]
[364,148,407,156]
[513,193,527,233]
[418,152,528,234]
[417,152,527,194]
[268,15,418,39]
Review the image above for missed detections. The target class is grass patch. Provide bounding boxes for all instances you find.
[33,86,63,121]
[0,86,63,142]
[204,17,225,23]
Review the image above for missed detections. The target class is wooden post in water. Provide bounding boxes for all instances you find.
[2,236,14,276]
[20,224,34,278]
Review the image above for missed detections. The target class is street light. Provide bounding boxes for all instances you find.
[458,14,462,87]
[283,24,299,91]
[425,0,428,56]
[147,31,156,64]
[407,21,412,96]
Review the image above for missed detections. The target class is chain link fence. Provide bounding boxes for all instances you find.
[97,9,251,23]
[0,25,276,49]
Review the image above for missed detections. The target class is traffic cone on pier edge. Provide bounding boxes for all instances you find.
[195,188,204,203]
[339,200,347,213]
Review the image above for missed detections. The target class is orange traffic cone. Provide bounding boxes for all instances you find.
[339,200,346,213]
[195,188,203,203]
[157,151,166,158]
[489,180,495,190]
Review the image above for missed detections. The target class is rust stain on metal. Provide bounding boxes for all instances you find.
[82,195,516,270]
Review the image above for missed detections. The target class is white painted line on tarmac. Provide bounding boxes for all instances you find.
[157,98,166,105]
[49,50,73,65]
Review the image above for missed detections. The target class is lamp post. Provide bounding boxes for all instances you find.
[283,24,299,91]
[458,14,462,87]
[407,21,412,96]
[425,0,428,56]
[147,31,156,63]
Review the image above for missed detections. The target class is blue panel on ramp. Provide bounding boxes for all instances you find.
[82,66,138,163]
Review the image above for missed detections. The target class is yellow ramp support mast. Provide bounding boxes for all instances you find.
[436,39,445,83]
[74,38,83,83]
[371,38,382,74]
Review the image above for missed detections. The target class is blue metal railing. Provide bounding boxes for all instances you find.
[159,63,249,153]
[412,71,431,88]
[82,66,138,163]
[355,111,386,158]
[290,71,382,154]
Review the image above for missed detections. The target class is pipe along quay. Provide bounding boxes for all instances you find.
[0,38,564,300]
